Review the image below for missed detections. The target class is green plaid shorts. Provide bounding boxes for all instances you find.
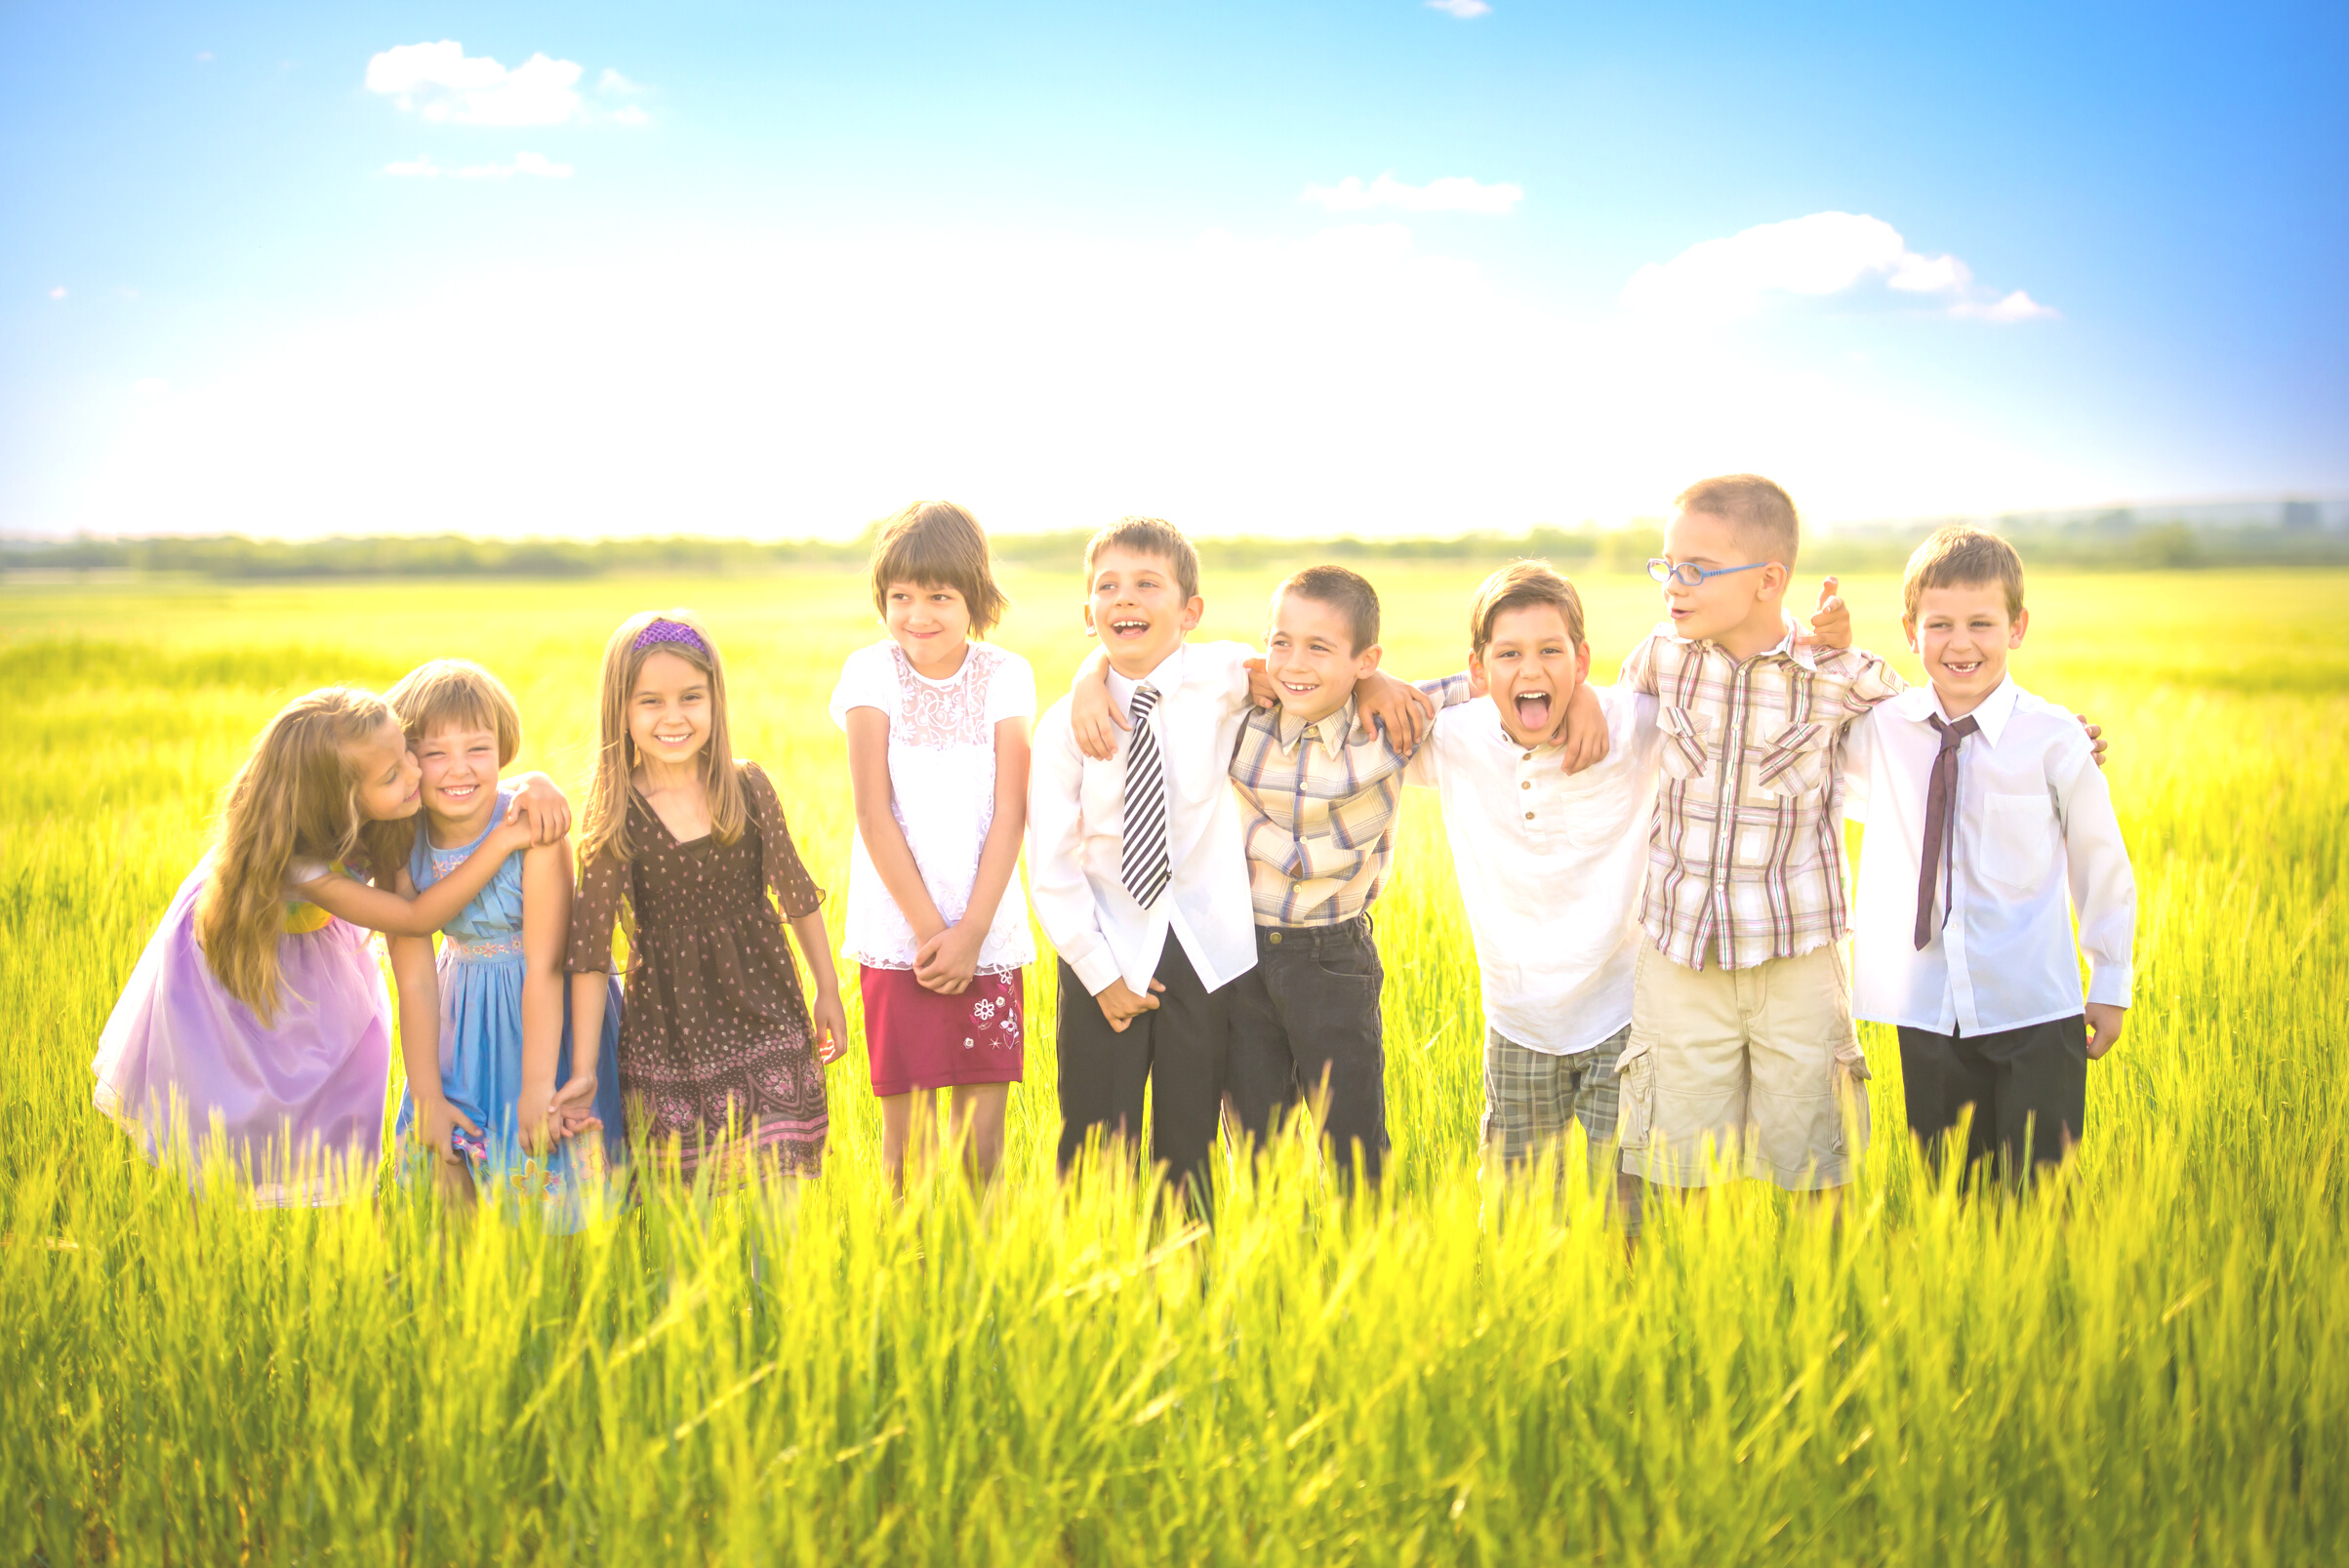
[1481,1024,1631,1186]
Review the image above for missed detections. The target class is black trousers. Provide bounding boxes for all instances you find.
[1056,933,1231,1206]
[1896,1015,2087,1177]
[1227,916,1387,1186]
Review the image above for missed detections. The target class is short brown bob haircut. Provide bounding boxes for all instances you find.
[1468,560,1586,656]
[385,659,523,767]
[1903,525,2027,623]
[870,501,1008,636]
[1678,473,1802,569]
[1273,565,1380,656]
[1083,516,1200,602]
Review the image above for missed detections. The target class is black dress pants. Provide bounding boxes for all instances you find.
[1226,916,1387,1186]
[1056,933,1231,1206]
[1896,1014,2087,1178]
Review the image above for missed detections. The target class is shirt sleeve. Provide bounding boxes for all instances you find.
[1192,640,1257,719]
[566,843,628,975]
[1414,671,1477,710]
[1026,701,1120,995]
[1617,629,1668,697]
[1830,647,1909,715]
[744,761,826,919]
[829,643,892,730]
[2052,735,2134,1008]
[1839,705,1879,824]
[986,649,1038,725]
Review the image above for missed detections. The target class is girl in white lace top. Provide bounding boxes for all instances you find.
[830,501,1036,1191]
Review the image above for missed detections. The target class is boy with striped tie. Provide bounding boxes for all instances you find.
[1028,519,1430,1208]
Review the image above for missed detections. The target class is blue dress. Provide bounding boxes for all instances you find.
[394,792,626,1228]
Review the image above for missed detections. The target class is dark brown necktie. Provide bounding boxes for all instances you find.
[1914,712,1980,950]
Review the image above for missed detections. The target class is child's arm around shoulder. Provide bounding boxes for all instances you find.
[2048,711,2133,1057]
[295,820,534,937]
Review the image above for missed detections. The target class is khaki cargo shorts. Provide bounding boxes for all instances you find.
[1616,937,1870,1191]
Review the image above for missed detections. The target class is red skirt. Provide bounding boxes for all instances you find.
[860,965,1025,1097]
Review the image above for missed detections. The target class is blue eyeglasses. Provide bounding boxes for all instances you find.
[1648,558,1770,588]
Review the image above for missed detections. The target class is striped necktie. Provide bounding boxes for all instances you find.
[1120,683,1171,908]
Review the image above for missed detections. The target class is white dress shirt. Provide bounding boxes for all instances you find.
[1843,675,2134,1034]
[1406,683,1664,1055]
[1028,641,1259,998]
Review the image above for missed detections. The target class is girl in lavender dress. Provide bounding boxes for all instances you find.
[91,686,555,1206]
[832,502,1034,1194]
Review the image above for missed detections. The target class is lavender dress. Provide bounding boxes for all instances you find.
[91,857,391,1207]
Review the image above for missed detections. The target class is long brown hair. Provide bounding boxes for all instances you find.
[194,687,397,1024]
[578,609,747,868]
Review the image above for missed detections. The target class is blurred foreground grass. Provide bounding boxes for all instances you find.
[1,567,2343,1564]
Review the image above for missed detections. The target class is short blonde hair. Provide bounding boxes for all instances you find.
[1903,526,2027,622]
[1083,516,1200,601]
[1468,560,1586,656]
[385,660,523,766]
[870,501,1008,636]
[1678,473,1801,568]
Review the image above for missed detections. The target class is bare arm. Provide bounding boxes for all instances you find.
[845,706,949,943]
[515,837,579,1148]
[297,820,533,936]
[385,872,476,1158]
[789,907,849,1065]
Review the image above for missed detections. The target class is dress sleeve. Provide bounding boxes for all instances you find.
[829,643,893,731]
[744,761,826,918]
[986,649,1038,725]
[567,843,628,974]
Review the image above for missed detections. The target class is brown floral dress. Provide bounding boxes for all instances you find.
[566,761,830,1179]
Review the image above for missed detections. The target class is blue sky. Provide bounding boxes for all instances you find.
[4,0,2342,539]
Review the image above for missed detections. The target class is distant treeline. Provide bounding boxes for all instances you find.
[4,515,2344,581]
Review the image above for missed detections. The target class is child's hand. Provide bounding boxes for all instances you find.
[913,921,985,995]
[810,989,850,1065]
[1097,977,1164,1033]
[417,1095,481,1165]
[505,774,573,844]
[1071,661,1128,762]
[2085,1003,2126,1059]
[493,817,538,857]
[1556,682,1610,775]
[1353,670,1436,753]
[1244,658,1278,710]
[542,1072,603,1146]
[516,1082,556,1152]
[1794,578,1852,649]
[2076,714,2109,768]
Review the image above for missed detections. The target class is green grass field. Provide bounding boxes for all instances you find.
[2,565,2343,1565]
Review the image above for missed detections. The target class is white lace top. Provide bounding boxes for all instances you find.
[829,640,1038,974]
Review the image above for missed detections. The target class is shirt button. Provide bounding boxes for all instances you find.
[1269,931,1281,945]
[1521,751,1533,760]
[1524,811,1535,821]
[1520,780,1531,789]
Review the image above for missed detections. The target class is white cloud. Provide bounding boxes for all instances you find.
[454,151,574,180]
[1622,211,2056,324]
[610,104,652,127]
[47,285,65,300]
[365,41,586,126]
[596,68,644,94]
[1427,0,1492,17]
[1302,172,1522,216]
[384,155,441,178]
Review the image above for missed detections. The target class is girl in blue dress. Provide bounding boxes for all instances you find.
[385,660,624,1226]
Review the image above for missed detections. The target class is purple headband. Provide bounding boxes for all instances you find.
[633,619,708,656]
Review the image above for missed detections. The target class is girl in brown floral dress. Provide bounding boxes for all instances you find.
[565,610,847,1181]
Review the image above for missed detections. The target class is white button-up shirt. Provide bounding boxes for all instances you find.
[1028,642,1259,998]
[1406,683,1665,1054]
[1843,675,2134,1034]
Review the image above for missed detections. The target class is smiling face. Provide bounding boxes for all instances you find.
[1658,508,1788,648]
[1906,581,2027,718]
[628,649,714,769]
[345,715,424,822]
[1471,603,1591,747]
[1083,545,1201,678]
[414,723,504,835]
[1264,589,1379,725]
[882,579,974,677]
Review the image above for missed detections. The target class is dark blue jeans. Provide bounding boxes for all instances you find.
[1227,915,1387,1186]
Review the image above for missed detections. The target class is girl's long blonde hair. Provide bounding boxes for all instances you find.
[578,609,746,868]
[194,687,397,1024]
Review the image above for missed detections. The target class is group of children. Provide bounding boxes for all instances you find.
[91,478,2136,1220]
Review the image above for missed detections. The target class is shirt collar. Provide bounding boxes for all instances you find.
[1896,672,2020,744]
[1661,611,1819,669]
[1277,695,1357,759]
[1106,644,1186,712]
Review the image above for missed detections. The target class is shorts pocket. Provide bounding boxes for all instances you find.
[1615,1046,1656,1154]
[1656,705,1717,783]
[1980,790,2056,890]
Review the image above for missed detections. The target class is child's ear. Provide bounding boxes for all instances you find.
[2008,609,2030,649]
[1902,616,1921,654]
[1357,642,1384,678]
[1181,595,1204,631]
[1082,603,1098,638]
[1573,641,1591,682]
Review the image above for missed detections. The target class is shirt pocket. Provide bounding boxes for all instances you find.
[1753,719,1834,799]
[1656,705,1717,784]
[1979,790,2056,890]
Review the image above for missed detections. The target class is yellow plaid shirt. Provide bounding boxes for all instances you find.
[1230,676,1472,927]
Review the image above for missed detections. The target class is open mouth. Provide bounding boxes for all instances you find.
[1107,617,1151,640]
[1514,691,1553,733]
[1939,658,1985,677]
[438,782,480,802]
[649,730,695,747]
[1278,677,1317,696]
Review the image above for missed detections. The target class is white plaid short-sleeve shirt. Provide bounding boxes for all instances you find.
[1620,617,1904,971]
